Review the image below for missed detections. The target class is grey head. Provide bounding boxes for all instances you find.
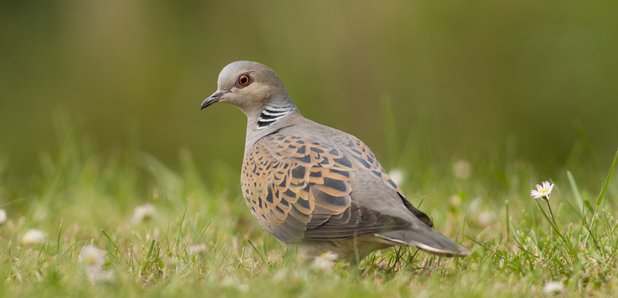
[201,61,300,146]
[201,61,295,116]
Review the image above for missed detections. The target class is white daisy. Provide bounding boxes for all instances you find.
[477,211,495,227]
[78,245,115,283]
[21,229,47,244]
[131,203,156,224]
[78,245,106,269]
[186,243,208,256]
[0,209,6,225]
[311,251,338,271]
[530,181,554,199]
[543,280,565,294]
[452,160,472,179]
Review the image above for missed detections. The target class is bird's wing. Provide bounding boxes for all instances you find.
[332,132,434,227]
[242,130,415,244]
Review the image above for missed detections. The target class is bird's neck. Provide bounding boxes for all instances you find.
[255,104,297,129]
[244,102,299,150]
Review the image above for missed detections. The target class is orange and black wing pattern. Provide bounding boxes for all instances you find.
[241,131,413,243]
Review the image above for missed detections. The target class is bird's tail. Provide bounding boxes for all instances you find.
[375,227,470,257]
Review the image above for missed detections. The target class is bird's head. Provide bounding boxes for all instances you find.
[201,61,290,113]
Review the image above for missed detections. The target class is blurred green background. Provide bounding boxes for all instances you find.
[1,0,616,176]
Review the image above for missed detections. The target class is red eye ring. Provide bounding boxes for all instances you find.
[237,74,251,87]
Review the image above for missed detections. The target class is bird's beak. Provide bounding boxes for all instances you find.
[200,90,228,110]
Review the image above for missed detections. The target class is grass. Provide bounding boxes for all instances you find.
[0,127,617,297]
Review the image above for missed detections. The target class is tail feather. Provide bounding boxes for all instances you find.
[376,227,470,257]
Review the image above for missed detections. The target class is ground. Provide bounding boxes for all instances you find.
[0,132,616,298]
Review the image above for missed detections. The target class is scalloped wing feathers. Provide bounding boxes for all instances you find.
[241,124,431,244]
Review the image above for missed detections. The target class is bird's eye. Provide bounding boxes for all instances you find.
[236,74,252,88]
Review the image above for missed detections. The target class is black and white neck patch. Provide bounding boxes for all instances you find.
[257,105,296,128]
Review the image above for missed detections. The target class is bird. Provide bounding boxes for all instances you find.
[200,61,470,262]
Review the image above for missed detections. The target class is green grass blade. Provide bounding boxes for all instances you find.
[596,149,618,209]
[567,171,585,218]
[102,230,122,260]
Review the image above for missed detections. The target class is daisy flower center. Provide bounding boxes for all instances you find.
[85,255,98,265]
